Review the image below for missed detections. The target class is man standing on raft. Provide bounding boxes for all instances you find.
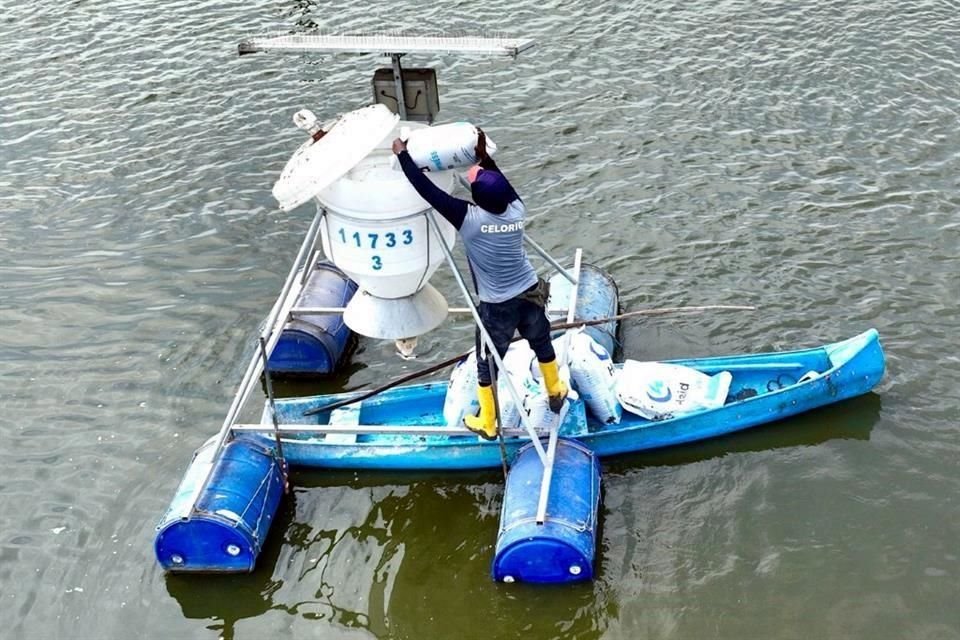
[392,131,567,440]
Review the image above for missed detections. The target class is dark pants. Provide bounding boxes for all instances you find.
[475,296,555,386]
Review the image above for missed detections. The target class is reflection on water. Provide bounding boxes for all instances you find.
[266,361,372,401]
[163,392,879,639]
[165,469,624,639]
[606,392,882,472]
[4,0,960,635]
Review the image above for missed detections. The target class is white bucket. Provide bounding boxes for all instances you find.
[397,122,497,172]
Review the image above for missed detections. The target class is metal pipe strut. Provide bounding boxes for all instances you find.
[300,211,325,286]
[231,423,548,437]
[259,336,289,491]
[524,235,578,285]
[290,306,476,316]
[425,210,548,463]
[488,352,511,479]
[535,248,582,524]
[391,54,407,120]
[187,209,325,515]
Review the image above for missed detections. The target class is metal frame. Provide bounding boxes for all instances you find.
[185,204,583,525]
[391,54,407,120]
[183,210,327,516]
[230,423,544,437]
[535,248,582,523]
[210,31,573,524]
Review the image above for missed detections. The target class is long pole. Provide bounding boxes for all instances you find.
[302,303,757,417]
[488,352,510,479]
[535,249,581,524]
[391,54,407,120]
[260,337,289,492]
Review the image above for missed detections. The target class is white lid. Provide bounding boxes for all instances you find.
[272,104,400,211]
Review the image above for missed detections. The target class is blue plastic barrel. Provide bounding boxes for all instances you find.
[548,263,620,356]
[269,262,357,376]
[154,437,284,573]
[492,438,602,584]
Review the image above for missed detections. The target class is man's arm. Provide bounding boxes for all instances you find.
[475,128,501,174]
[394,142,467,229]
[478,154,501,173]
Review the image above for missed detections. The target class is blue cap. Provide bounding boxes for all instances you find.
[471,170,519,214]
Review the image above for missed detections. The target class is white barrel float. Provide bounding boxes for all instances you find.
[492,438,601,584]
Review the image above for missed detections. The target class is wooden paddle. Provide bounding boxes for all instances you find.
[301,304,755,416]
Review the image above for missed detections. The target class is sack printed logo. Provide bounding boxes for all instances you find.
[589,340,610,361]
[646,381,691,404]
[646,380,672,403]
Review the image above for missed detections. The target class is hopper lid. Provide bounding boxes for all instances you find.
[273,104,400,211]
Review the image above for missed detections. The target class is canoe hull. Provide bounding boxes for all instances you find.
[249,329,885,470]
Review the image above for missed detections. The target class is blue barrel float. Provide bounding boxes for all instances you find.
[154,436,284,573]
[548,263,620,356]
[268,261,358,376]
[492,438,602,584]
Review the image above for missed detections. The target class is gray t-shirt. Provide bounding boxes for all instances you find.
[459,200,538,303]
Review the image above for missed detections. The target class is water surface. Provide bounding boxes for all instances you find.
[1,0,958,638]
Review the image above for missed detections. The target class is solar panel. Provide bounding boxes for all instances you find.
[238,34,536,58]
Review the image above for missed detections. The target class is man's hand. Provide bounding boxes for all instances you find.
[392,138,407,155]
[475,128,487,161]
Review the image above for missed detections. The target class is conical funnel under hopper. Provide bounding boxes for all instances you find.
[343,284,448,340]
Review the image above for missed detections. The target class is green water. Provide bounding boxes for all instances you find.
[1,0,958,638]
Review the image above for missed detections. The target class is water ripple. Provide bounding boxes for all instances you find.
[2,0,960,637]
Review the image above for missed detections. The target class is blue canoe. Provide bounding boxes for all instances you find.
[234,329,885,470]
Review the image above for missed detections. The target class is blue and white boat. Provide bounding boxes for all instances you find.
[232,328,885,470]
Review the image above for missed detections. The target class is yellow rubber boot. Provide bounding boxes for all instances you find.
[539,358,569,413]
[464,384,498,441]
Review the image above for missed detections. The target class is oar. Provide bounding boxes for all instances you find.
[301,304,756,416]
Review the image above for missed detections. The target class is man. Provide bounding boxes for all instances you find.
[392,131,567,440]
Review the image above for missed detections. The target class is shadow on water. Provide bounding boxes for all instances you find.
[604,392,883,473]
[163,493,294,639]
[266,359,371,400]
[163,471,621,638]
[163,393,879,639]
